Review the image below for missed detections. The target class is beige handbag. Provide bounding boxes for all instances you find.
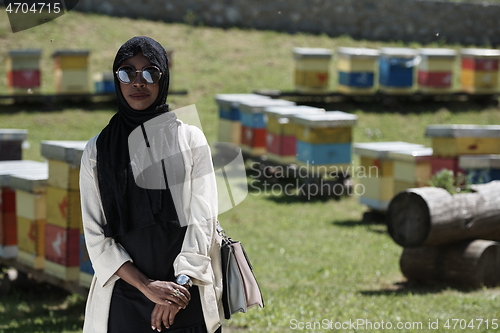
[218,223,264,319]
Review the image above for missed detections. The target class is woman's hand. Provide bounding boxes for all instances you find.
[151,302,181,331]
[144,280,191,308]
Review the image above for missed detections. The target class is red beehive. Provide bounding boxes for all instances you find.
[44,223,80,267]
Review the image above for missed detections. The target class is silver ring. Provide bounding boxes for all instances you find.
[172,288,181,298]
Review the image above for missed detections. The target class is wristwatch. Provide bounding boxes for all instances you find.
[176,274,193,288]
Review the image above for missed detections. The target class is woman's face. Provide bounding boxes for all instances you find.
[118,51,160,110]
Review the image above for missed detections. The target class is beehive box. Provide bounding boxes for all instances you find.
[425,125,500,157]
[0,160,47,258]
[6,49,42,95]
[353,142,426,211]
[0,129,27,161]
[460,48,500,94]
[291,111,358,168]
[215,94,270,145]
[337,47,380,95]
[387,147,433,194]
[417,48,456,93]
[41,141,87,280]
[10,168,48,269]
[94,71,115,94]
[293,47,333,93]
[52,50,90,93]
[263,106,325,164]
[378,47,418,94]
[239,99,296,156]
[459,155,500,184]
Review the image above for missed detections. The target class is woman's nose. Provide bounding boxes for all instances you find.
[132,73,146,87]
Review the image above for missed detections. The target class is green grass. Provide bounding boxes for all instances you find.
[1,9,500,333]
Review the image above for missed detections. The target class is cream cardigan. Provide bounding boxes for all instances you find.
[79,119,224,333]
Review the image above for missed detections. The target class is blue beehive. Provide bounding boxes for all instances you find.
[379,47,418,93]
[459,155,500,184]
[337,47,380,94]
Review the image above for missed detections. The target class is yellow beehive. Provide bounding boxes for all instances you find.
[387,148,433,194]
[293,47,333,94]
[47,159,80,190]
[337,47,380,95]
[16,217,45,269]
[425,125,500,157]
[53,50,89,70]
[54,68,90,93]
[46,186,82,229]
[417,48,456,94]
[460,48,500,94]
[353,142,426,211]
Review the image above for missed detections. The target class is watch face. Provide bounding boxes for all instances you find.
[177,275,189,285]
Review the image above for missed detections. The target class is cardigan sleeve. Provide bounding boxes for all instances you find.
[80,136,133,288]
[173,125,218,286]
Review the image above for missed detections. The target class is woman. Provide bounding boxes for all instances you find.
[80,36,223,333]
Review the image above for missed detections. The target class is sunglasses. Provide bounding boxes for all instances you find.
[115,65,162,84]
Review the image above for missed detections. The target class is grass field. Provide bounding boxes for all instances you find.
[1,9,500,333]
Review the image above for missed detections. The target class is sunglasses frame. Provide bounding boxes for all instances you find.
[115,65,163,84]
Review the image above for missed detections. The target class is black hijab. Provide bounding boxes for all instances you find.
[96,36,178,238]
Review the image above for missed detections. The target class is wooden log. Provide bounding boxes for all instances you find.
[400,240,500,289]
[387,181,500,247]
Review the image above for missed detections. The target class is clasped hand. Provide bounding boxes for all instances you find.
[144,280,191,331]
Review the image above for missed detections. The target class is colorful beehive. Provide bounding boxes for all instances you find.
[263,106,325,164]
[52,50,90,94]
[291,111,358,169]
[41,140,87,281]
[417,48,457,93]
[0,129,27,161]
[425,125,500,157]
[10,167,48,269]
[460,48,500,94]
[353,142,426,211]
[6,49,42,95]
[293,47,333,94]
[387,147,433,194]
[94,71,115,94]
[378,47,418,94]
[239,99,296,156]
[0,160,47,258]
[337,47,380,95]
[459,155,500,184]
[215,94,270,145]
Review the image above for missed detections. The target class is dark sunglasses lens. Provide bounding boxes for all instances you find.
[117,67,135,83]
[143,67,161,84]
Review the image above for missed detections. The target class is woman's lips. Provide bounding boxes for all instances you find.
[129,92,150,100]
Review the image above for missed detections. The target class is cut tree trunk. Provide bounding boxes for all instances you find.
[387,181,500,247]
[400,239,500,289]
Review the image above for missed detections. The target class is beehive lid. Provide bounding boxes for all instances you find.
[0,160,47,187]
[8,49,42,57]
[460,48,500,58]
[291,111,358,128]
[52,50,90,57]
[459,154,500,169]
[263,105,325,118]
[337,47,380,58]
[239,99,296,114]
[379,47,418,58]
[353,142,426,159]
[387,147,433,162]
[425,125,500,138]
[215,94,270,108]
[41,140,88,165]
[418,48,456,58]
[293,47,333,59]
[9,168,48,193]
[0,129,28,141]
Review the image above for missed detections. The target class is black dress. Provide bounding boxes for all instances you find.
[107,221,207,333]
